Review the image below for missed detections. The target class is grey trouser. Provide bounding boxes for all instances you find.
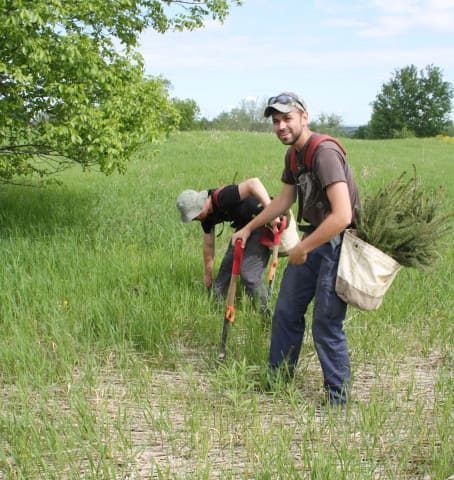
[214,228,270,308]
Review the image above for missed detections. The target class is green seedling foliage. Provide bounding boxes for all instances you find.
[356,166,453,268]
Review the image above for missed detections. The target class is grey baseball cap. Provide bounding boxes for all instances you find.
[264,92,307,117]
[176,189,208,223]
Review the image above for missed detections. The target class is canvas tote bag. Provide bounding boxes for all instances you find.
[335,230,401,310]
[278,209,300,256]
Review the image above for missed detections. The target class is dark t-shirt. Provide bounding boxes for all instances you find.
[201,184,263,234]
[281,136,361,227]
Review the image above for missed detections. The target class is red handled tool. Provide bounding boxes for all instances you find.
[218,238,244,360]
[267,215,287,298]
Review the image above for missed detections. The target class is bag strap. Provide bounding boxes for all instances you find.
[290,134,346,174]
[211,185,225,208]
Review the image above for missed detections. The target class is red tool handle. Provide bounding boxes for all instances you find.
[272,215,287,246]
[232,238,244,275]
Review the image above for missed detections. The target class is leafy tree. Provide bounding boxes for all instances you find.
[206,101,348,135]
[0,0,241,184]
[444,120,454,137]
[172,98,200,130]
[309,113,345,137]
[369,65,453,139]
[208,98,270,132]
[353,123,375,139]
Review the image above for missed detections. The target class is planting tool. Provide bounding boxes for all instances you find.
[218,238,244,361]
[267,215,287,298]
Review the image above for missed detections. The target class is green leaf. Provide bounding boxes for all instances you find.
[0,0,241,184]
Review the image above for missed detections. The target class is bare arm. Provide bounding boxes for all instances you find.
[203,231,215,288]
[232,183,296,247]
[237,177,272,207]
[288,181,352,264]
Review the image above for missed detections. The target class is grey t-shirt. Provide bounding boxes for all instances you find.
[281,136,361,227]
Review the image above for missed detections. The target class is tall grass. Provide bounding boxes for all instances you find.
[0,131,452,478]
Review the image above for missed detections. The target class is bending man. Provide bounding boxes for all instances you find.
[176,177,274,314]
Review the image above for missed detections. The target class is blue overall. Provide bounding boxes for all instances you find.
[269,236,350,404]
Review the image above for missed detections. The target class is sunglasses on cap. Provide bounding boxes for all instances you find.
[267,94,306,111]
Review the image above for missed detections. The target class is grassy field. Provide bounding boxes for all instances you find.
[0,131,452,479]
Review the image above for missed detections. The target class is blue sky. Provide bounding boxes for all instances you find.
[138,0,454,126]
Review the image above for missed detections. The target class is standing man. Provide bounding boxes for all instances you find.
[232,93,361,405]
[176,177,274,314]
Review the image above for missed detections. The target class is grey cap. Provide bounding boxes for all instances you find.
[264,92,307,117]
[176,189,208,223]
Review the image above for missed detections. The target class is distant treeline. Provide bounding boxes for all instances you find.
[174,65,454,139]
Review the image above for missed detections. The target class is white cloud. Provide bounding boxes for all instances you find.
[417,8,454,30]
[243,96,260,102]
[369,0,421,14]
[358,0,454,36]
[317,0,454,37]
[428,0,454,7]
[136,0,454,125]
[140,22,453,76]
[140,30,277,71]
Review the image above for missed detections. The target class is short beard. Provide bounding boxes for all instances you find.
[279,132,299,145]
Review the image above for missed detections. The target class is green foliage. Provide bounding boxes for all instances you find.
[369,64,453,139]
[356,167,453,268]
[0,0,241,183]
[443,120,454,136]
[205,98,271,132]
[352,124,372,139]
[391,126,416,139]
[172,97,201,130]
[309,113,345,137]
[203,100,350,137]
